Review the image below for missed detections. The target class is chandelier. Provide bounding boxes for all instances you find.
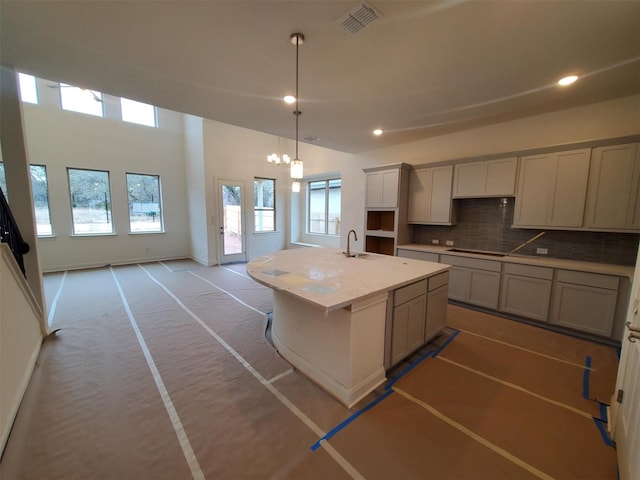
[266,137,290,165]
[289,33,304,192]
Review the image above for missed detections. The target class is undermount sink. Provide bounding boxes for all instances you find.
[341,251,369,258]
[447,248,506,257]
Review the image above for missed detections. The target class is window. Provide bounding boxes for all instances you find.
[68,168,113,235]
[18,73,38,104]
[308,178,341,235]
[126,173,163,233]
[0,163,6,199]
[60,83,103,117]
[121,98,157,127]
[30,165,53,236]
[254,178,275,232]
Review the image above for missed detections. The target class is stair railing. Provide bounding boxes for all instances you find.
[0,186,30,276]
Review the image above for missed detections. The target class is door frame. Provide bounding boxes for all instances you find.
[217,179,247,264]
[610,239,640,480]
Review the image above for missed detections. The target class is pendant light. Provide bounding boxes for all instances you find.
[266,137,290,165]
[290,33,304,189]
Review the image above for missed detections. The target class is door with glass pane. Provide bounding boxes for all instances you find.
[218,180,246,264]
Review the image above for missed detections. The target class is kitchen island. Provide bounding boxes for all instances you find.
[247,247,450,408]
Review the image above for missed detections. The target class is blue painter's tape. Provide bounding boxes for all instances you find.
[432,329,460,358]
[384,350,434,391]
[582,355,592,400]
[592,418,614,448]
[310,389,394,451]
[599,403,608,423]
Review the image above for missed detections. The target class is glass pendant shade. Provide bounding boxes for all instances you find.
[290,159,303,179]
[292,181,301,193]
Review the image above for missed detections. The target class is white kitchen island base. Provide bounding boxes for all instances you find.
[247,247,450,409]
[271,290,388,409]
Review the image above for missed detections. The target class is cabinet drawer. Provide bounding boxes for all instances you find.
[428,271,449,291]
[555,269,619,290]
[394,279,427,306]
[440,254,501,272]
[503,262,553,280]
[397,248,439,263]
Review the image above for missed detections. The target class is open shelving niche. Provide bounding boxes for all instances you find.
[363,163,412,256]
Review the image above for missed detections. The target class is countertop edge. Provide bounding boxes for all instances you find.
[397,244,634,279]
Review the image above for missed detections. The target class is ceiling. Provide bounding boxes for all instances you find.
[1,1,639,154]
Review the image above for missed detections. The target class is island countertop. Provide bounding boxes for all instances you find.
[247,247,450,312]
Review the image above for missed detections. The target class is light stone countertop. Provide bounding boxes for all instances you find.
[397,243,635,279]
[247,247,450,312]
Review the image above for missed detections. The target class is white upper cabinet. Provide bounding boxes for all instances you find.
[452,157,517,198]
[407,165,454,224]
[513,149,590,228]
[365,169,399,208]
[584,143,640,232]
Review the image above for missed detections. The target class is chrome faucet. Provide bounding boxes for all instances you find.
[346,229,358,257]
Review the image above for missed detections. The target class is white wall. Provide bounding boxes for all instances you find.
[22,81,190,271]
[183,115,210,265]
[357,95,640,166]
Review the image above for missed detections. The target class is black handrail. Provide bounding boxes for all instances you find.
[0,186,30,276]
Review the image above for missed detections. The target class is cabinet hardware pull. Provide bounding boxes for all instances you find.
[629,332,640,343]
[625,321,640,334]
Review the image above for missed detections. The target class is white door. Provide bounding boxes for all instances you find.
[611,241,640,480]
[218,180,246,264]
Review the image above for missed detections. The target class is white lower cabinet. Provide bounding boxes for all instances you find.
[549,270,619,337]
[440,255,501,310]
[426,279,448,341]
[499,263,553,322]
[390,280,427,366]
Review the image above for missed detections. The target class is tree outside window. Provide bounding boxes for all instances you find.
[68,168,113,235]
[254,178,275,232]
[30,165,53,235]
[127,173,163,233]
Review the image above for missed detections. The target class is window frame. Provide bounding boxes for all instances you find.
[59,83,104,117]
[67,167,114,236]
[120,98,158,128]
[30,164,54,237]
[126,172,164,234]
[253,177,276,233]
[307,177,341,236]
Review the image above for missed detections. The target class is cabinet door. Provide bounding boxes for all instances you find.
[514,149,590,228]
[408,165,453,224]
[391,295,426,365]
[550,149,590,227]
[485,157,517,196]
[550,282,617,337]
[499,274,551,322]
[468,269,500,310]
[431,166,454,223]
[425,285,448,341]
[453,158,517,198]
[447,267,470,302]
[366,170,399,208]
[584,143,640,230]
[407,168,432,223]
[453,162,485,197]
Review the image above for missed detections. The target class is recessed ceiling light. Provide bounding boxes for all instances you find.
[283,95,296,104]
[373,129,383,136]
[558,75,578,86]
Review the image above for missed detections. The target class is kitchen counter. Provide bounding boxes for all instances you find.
[247,247,450,312]
[397,243,634,279]
[247,247,450,407]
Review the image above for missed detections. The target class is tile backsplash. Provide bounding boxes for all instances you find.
[412,197,639,266]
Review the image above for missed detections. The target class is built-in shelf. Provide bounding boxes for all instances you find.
[366,236,395,256]
[366,210,395,232]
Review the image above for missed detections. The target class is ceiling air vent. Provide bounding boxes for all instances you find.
[337,1,381,35]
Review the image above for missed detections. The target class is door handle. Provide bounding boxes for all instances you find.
[625,321,640,334]
[629,332,640,343]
